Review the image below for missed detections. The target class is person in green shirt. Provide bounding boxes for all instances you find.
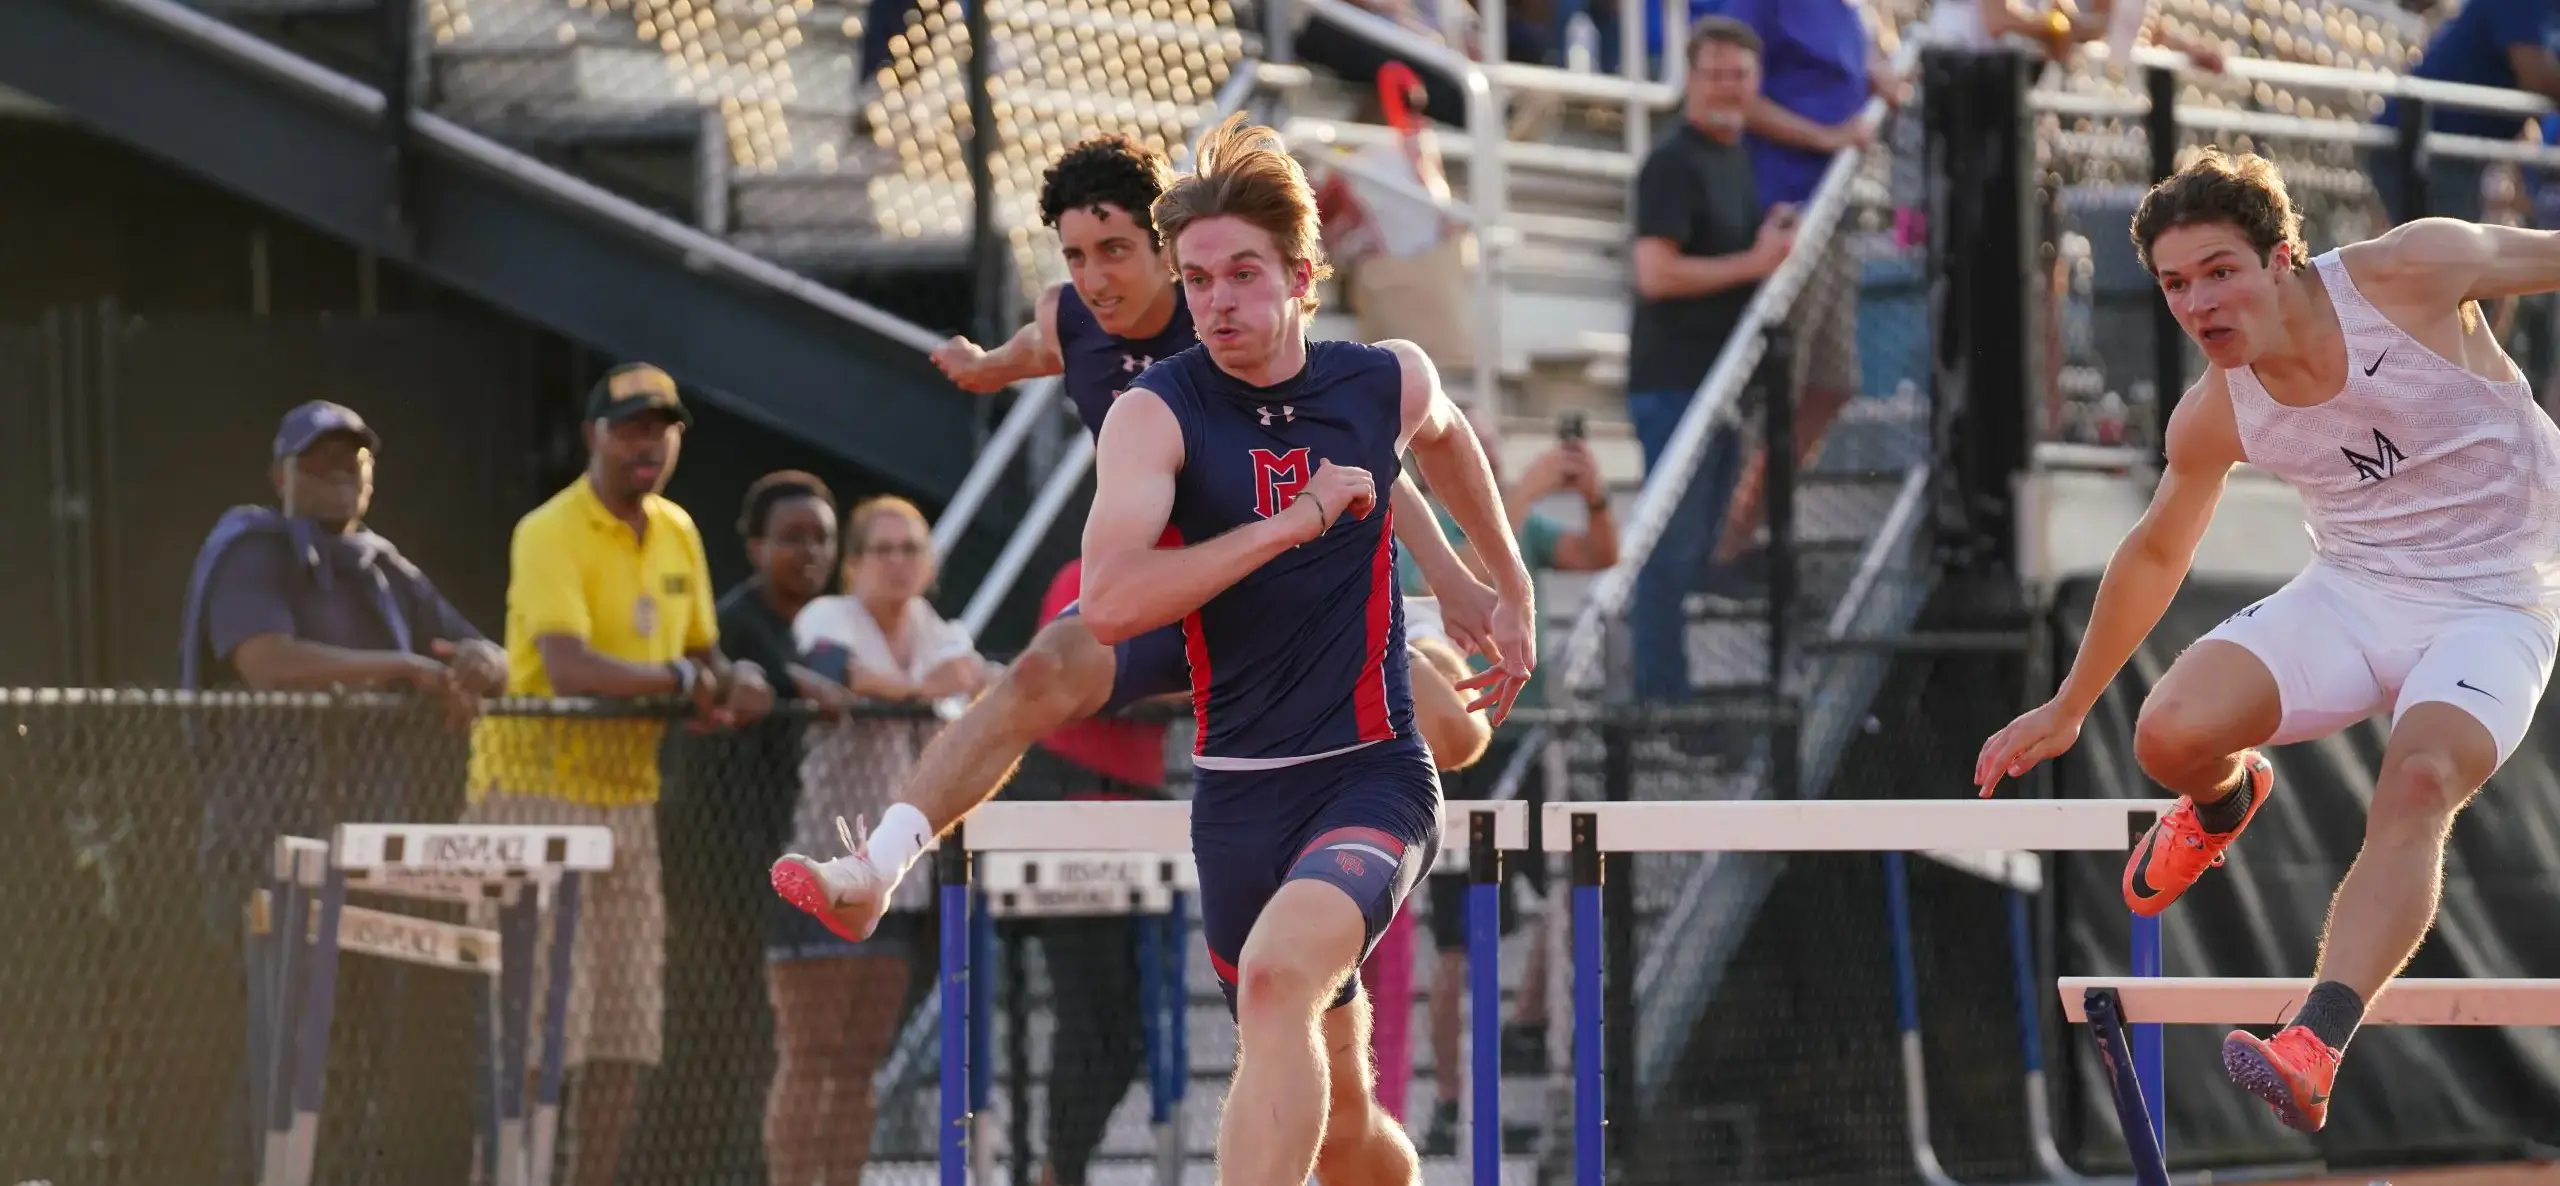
[1398,407,1618,1155]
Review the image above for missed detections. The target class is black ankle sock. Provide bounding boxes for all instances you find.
[2294,981,2366,1051]
[2192,765,2257,834]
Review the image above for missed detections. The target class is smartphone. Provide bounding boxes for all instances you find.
[1558,410,1586,442]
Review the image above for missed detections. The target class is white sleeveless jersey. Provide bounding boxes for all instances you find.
[2226,251,2560,609]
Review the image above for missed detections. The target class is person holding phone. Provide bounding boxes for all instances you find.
[1393,403,1617,1155]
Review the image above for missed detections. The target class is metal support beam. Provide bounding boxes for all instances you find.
[0,0,977,499]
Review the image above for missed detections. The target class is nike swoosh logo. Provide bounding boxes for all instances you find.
[2456,679,2501,702]
[2364,351,2387,376]
[2128,830,2168,901]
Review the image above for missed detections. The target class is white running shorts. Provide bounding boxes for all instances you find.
[2196,562,2560,765]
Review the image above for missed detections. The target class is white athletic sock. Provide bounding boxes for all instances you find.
[867,802,935,877]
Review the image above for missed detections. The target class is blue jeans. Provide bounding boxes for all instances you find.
[1626,387,1746,702]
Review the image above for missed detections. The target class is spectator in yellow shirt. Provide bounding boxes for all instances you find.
[465,362,773,1186]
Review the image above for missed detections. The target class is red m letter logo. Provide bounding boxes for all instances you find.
[1251,447,1313,519]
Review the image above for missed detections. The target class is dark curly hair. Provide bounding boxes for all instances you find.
[1039,134,1177,247]
[737,469,835,540]
[2130,147,2307,275]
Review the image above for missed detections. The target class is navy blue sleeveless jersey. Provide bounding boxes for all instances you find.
[1136,339,1416,764]
[1055,285,1197,440]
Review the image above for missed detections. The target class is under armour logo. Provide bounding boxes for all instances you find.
[2342,429,2405,482]
[1258,405,1295,426]
[1122,353,1150,374]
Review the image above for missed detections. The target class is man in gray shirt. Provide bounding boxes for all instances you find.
[1624,16,1797,700]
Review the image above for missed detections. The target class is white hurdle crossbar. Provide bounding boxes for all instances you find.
[2062,977,2560,1027]
[1536,798,2177,1186]
[249,824,611,1186]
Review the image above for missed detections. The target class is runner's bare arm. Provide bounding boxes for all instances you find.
[1077,388,1329,644]
[932,284,1066,391]
[2051,373,2243,717]
[1390,341,1529,602]
[2360,217,2560,305]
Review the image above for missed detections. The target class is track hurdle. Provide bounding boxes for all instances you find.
[979,847,1199,1186]
[246,823,611,1186]
[2062,976,2560,1186]
[938,798,1530,1185]
[1541,798,2179,1186]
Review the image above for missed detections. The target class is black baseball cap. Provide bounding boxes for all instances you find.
[586,362,694,428]
[273,401,381,461]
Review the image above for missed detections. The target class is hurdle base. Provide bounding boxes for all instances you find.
[2083,988,2170,1186]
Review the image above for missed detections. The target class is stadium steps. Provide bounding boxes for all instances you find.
[0,0,983,503]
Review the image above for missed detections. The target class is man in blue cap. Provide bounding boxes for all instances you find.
[179,399,506,703]
[177,400,504,1184]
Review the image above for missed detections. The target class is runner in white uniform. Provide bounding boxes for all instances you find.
[1974,148,2560,1134]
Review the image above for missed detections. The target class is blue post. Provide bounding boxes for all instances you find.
[1168,889,1190,1112]
[2130,910,2165,1153]
[1570,812,1603,1186]
[2006,890,2042,1076]
[1138,913,1167,1125]
[266,867,312,1170]
[286,867,350,1183]
[476,974,502,1185]
[938,830,970,1186]
[1883,854,1920,1039]
[971,890,995,1118]
[1467,811,1502,1186]
[498,889,538,1171]
[2083,987,2172,1186]
[531,873,583,1186]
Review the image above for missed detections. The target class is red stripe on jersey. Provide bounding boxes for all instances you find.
[1166,524,1214,753]
[1352,504,1397,741]
[1208,946,1240,985]
[1296,825,1409,863]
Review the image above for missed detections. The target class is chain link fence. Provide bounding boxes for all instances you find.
[7,681,2123,1186]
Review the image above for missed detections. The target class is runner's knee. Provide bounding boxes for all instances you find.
[1010,618,1113,718]
[2371,741,2479,833]
[2133,691,2255,784]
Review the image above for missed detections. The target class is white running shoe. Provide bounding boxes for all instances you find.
[770,816,900,943]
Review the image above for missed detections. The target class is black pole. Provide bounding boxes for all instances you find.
[1005,925,1031,1186]
[1600,724,1635,1177]
[2394,97,2430,225]
[2144,64,2182,461]
[1761,326,1799,799]
[382,0,419,249]
[966,0,1002,346]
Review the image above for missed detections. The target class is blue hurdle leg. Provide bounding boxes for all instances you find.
[939,832,971,1186]
[243,886,274,1180]
[530,873,582,1186]
[2010,889,2076,1182]
[1166,889,1190,1181]
[1569,813,1602,1186]
[2130,910,2164,1153]
[970,891,996,1186]
[2083,987,2171,1186]
[477,969,503,1186]
[1467,811,1502,1186]
[496,889,539,1186]
[283,867,349,1186]
[1137,911,1169,1185]
[1883,853,1959,1186]
[262,869,310,1186]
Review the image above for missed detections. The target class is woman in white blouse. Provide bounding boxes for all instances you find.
[764,494,992,1186]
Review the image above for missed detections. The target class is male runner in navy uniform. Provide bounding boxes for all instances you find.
[775,134,1498,919]
[1081,114,1532,1186]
